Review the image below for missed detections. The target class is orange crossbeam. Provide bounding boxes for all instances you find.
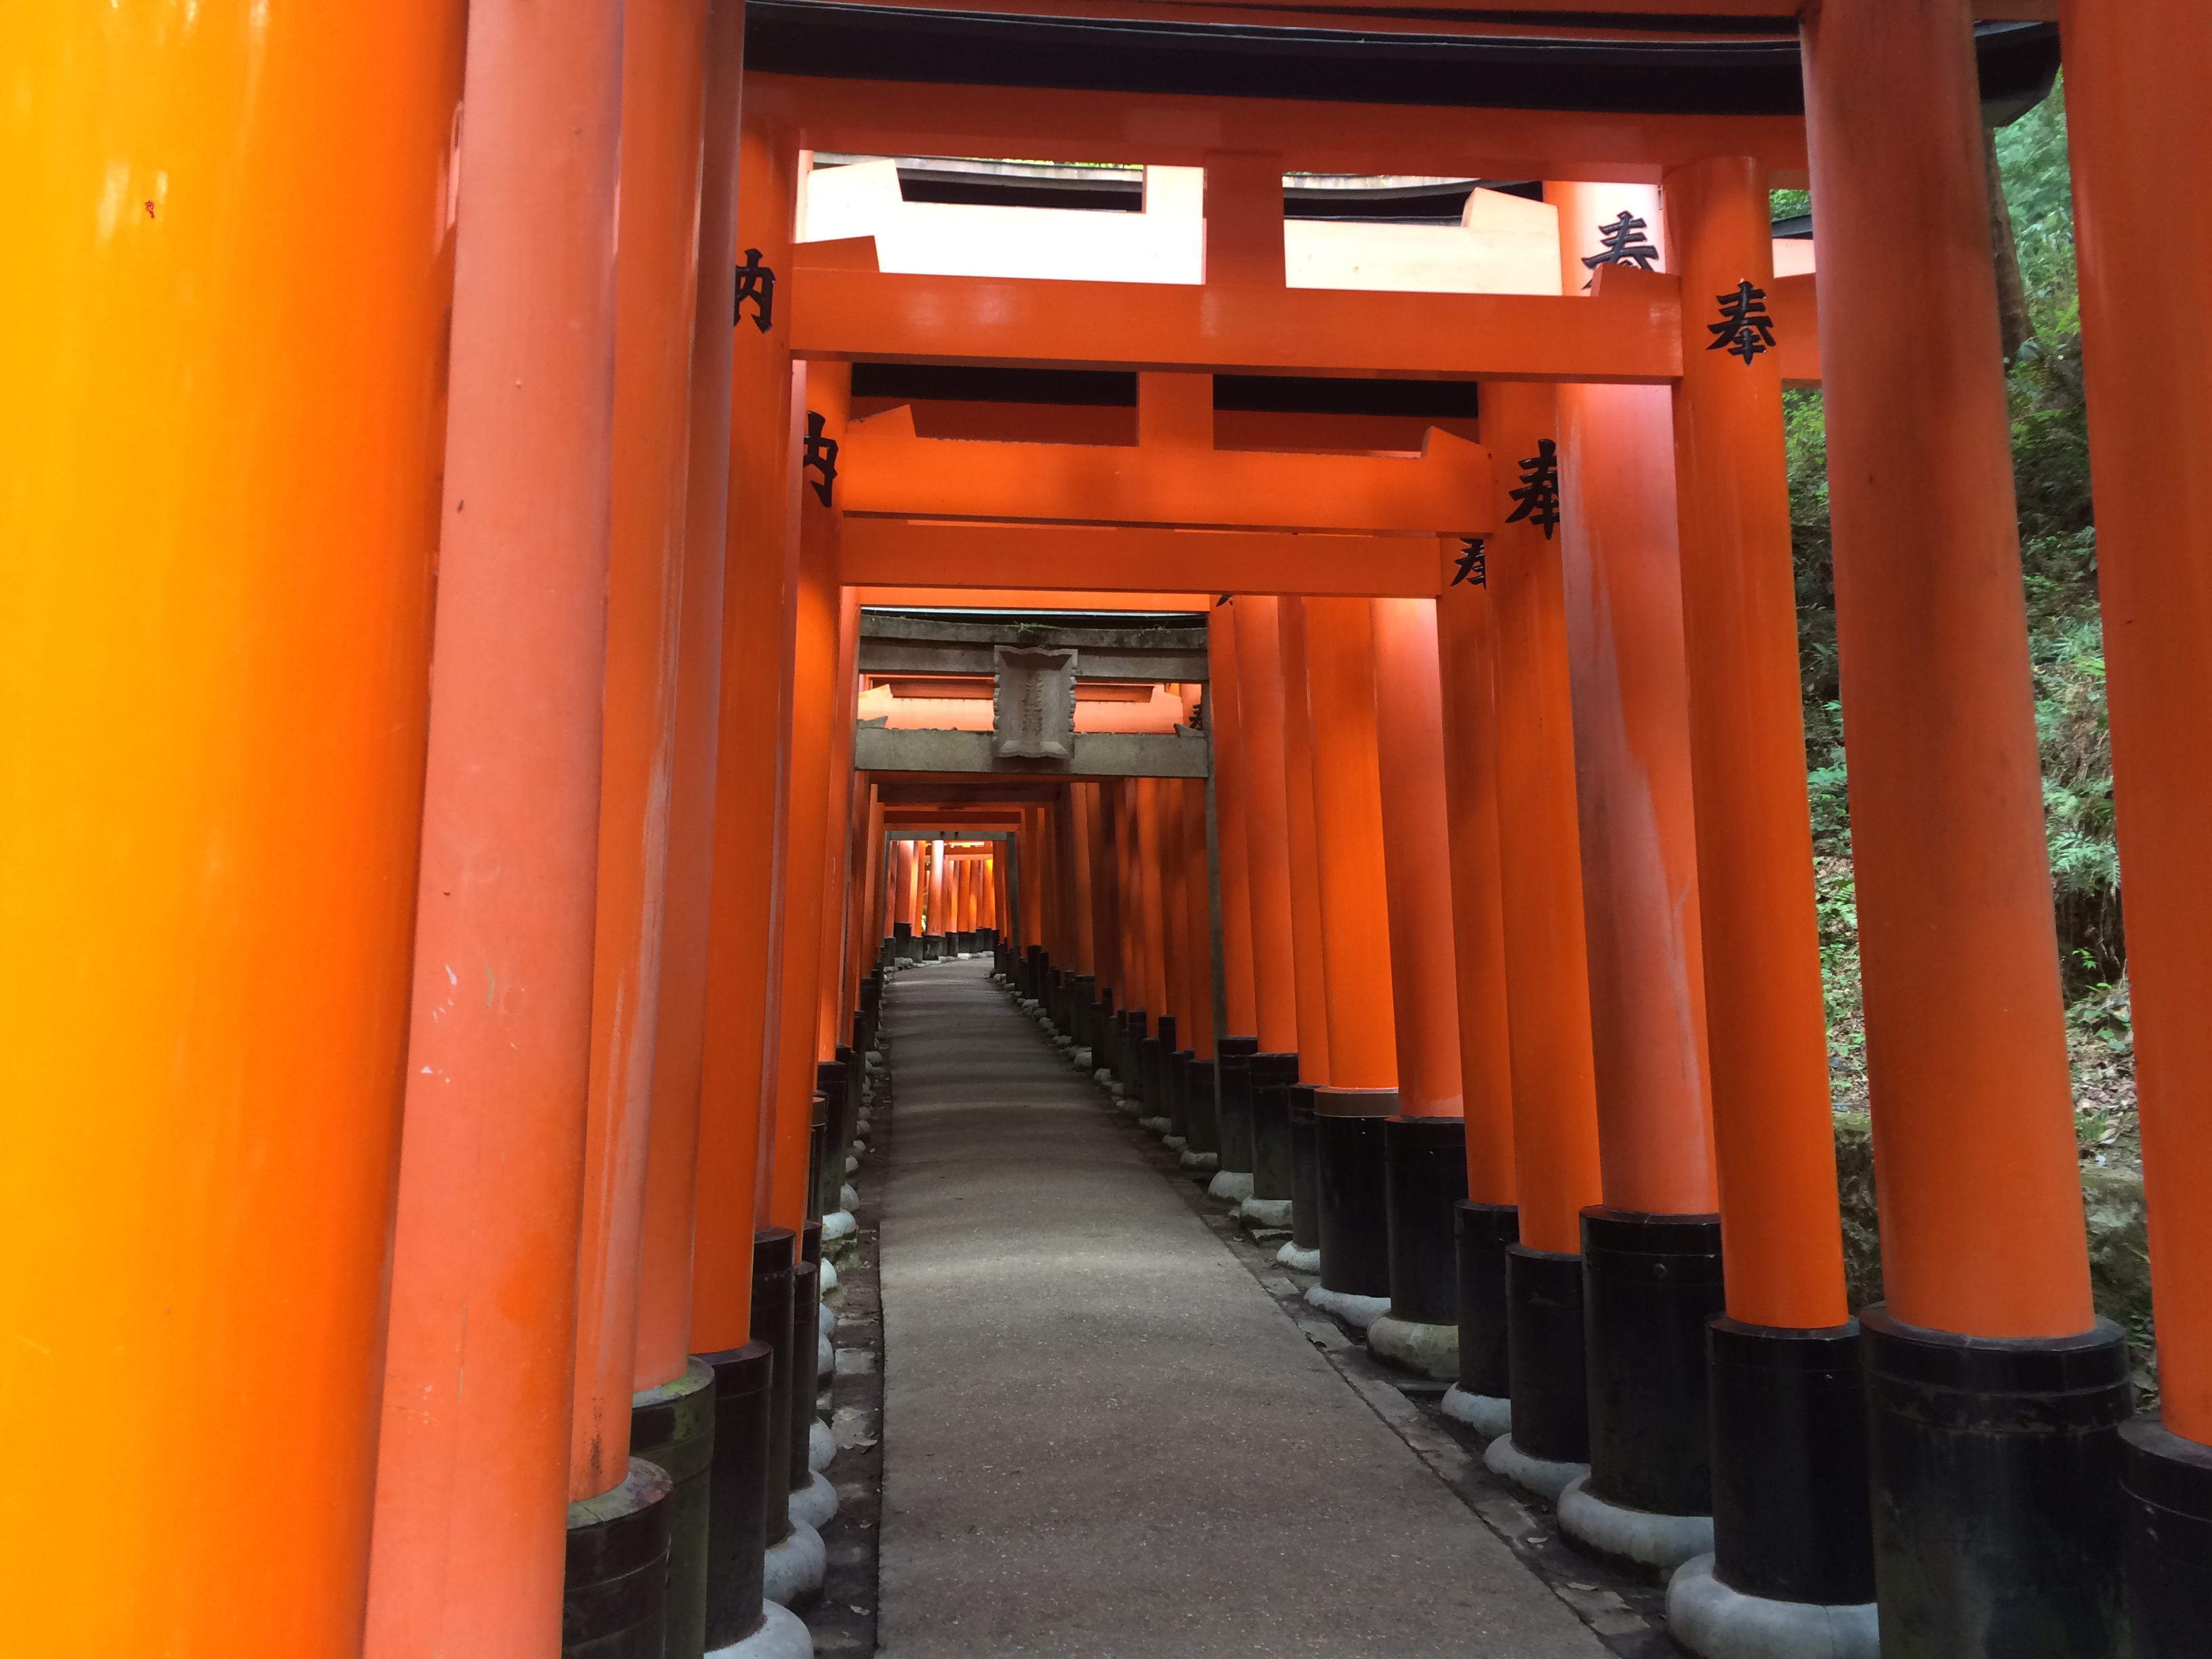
[792,241,1681,385]
[840,407,1491,535]
[842,521,1446,597]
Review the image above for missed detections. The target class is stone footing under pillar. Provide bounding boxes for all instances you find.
[1440,1386,1511,1440]
[1483,1434,1589,1504]
[789,1469,837,1532]
[1368,1313,1458,1380]
[1559,1473,1714,1578]
[1208,1168,1254,1204]
[1276,1242,1320,1273]
[708,1601,814,1659]
[1178,1149,1219,1172]
[1240,1196,1293,1229]
[808,1418,834,1473]
[1305,1283,1391,1332]
[762,1517,827,1609]
[1665,1555,1877,1659]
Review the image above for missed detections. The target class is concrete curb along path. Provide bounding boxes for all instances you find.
[874,959,1611,1658]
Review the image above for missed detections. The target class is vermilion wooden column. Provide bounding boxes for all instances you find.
[7,5,463,1650]
[1162,780,1195,1040]
[365,0,625,1648]
[1070,784,1100,975]
[1277,596,1335,1086]
[1433,580,1517,1203]
[634,0,745,1403]
[1136,778,1172,1033]
[1805,4,2119,1647]
[812,590,861,1057]
[1481,384,1603,1255]
[1297,598,1398,1088]
[1234,596,1301,1054]
[764,362,846,1231]
[928,838,947,937]
[1547,182,1721,1220]
[1208,607,1261,1039]
[1370,598,1466,1118]
[1179,778,1218,1062]
[2061,0,2212,1473]
[568,0,711,1504]
[1660,154,1872,1629]
[691,112,801,1356]
[1089,783,1123,1002]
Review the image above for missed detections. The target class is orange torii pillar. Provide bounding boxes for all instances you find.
[1133,777,1176,1125]
[630,10,750,1657]
[1086,782,1125,1048]
[1061,782,1102,1053]
[1297,597,1401,1322]
[1658,157,1872,1647]
[1546,179,1725,1560]
[565,1,715,1651]
[9,8,462,1652]
[364,3,624,1652]
[758,359,847,1583]
[1807,5,2121,1649]
[1274,595,1338,1272]
[1232,597,1307,1231]
[1208,605,1263,1197]
[1433,540,1521,1427]
[1158,779,1197,1143]
[1472,382,1606,1492]
[690,106,806,1641]
[2062,13,2212,1631]
[1368,596,1471,1376]
[1105,781,1147,1096]
[927,838,947,950]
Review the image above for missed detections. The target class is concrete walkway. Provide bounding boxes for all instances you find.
[876,959,1610,1658]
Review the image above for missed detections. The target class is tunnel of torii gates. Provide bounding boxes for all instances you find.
[12,1,2212,1657]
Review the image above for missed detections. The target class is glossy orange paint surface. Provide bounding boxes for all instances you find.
[1371,599,1466,1118]
[1137,781,1172,1026]
[2062,0,2212,1437]
[813,590,862,1059]
[840,410,1490,535]
[765,363,848,1231]
[1482,383,1603,1254]
[1806,0,2090,1336]
[842,524,1446,599]
[1234,598,1303,1052]
[3,4,464,1650]
[1434,575,1519,1204]
[1180,777,1219,1061]
[1209,609,1261,1036]
[365,0,626,1645]
[691,117,802,1353]
[1548,182,1719,1219]
[1664,157,1845,1328]
[1276,599,1335,1086]
[749,73,1808,188]
[569,0,712,1500]
[1298,598,1399,1089]
[795,260,1679,387]
[635,0,749,1397]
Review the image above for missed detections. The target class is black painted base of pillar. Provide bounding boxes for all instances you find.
[1456,1202,1518,1398]
[1706,1317,1873,1607]
[1118,1010,1147,1093]
[1250,1052,1299,1202]
[697,1340,774,1649]
[805,1111,826,1227]
[2125,1416,2212,1657]
[632,1357,717,1659]
[1137,1036,1163,1111]
[750,1227,796,1548]
[790,1256,821,1494]
[922,933,943,960]
[1582,1207,1725,1517]
[564,1459,674,1658]
[1863,1307,2130,1657]
[1183,1058,1220,1156]
[1288,1084,1320,1250]
[1166,1049,1192,1138]
[1313,1088,1395,1298]
[1071,975,1096,1051]
[1216,1036,1259,1172]
[1383,1115,1466,1326]
[1507,1244,1589,1465]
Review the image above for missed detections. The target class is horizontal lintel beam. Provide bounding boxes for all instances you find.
[860,728,1209,779]
[843,521,1445,599]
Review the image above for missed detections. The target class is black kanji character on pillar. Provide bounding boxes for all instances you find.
[1580,211,1658,289]
[802,411,838,506]
[1450,537,1488,588]
[1505,439,1561,539]
[1707,279,1776,365]
[734,247,776,331]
